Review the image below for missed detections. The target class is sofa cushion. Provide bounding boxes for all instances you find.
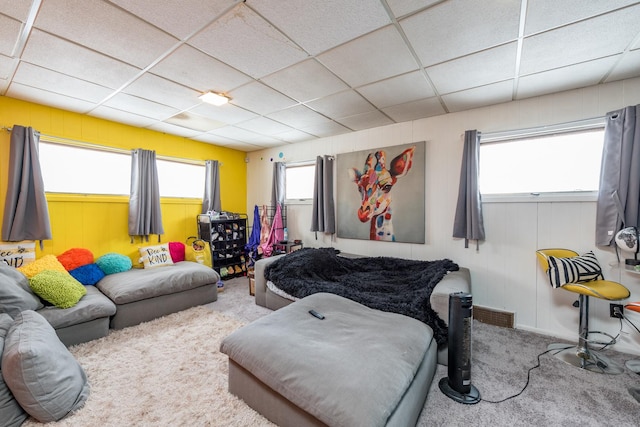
[96,253,132,275]
[0,264,43,317]
[1,310,90,422]
[57,248,94,271]
[37,286,117,329]
[29,270,87,309]
[0,313,28,427]
[17,254,67,278]
[69,263,105,285]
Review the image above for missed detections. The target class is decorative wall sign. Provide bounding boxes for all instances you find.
[0,241,36,268]
[336,141,425,243]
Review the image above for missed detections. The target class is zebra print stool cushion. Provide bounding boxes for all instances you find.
[546,251,603,288]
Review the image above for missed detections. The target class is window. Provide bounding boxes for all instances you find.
[479,121,605,196]
[39,140,205,198]
[285,162,315,201]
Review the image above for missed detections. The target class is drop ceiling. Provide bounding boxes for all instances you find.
[1,0,639,152]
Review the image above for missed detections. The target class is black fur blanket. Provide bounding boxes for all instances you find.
[264,247,459,345]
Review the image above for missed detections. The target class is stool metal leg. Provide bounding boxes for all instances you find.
[547,295,624,375]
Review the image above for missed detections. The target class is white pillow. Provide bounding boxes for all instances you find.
[138,243,174,268]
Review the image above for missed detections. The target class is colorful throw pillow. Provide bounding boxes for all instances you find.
[169,241,186,263]
[138,243,174,268]
[69,263,105,285]
[96,253,132,275]
[17,254,67,279]
[546,251,603,288]
[2,310,90,422]
[57,248,94,271]
[0,313,28,426]
[28,270,87,309]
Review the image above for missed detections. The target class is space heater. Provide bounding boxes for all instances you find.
[438,292,480,404]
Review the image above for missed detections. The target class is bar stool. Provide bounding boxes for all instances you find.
[536,249,630,374]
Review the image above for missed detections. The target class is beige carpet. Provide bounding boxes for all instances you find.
[24,305,275,427]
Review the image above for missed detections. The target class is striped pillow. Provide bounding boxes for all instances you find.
[546,251,603,288]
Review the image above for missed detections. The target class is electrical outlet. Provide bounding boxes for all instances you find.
[610,303,624,319]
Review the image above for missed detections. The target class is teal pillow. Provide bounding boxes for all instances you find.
[0,313,28,426]
[29,270,87,309]
[96,253,132,275]
[1,310,89,422]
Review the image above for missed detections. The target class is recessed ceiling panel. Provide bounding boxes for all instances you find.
[148,121,202,138]
[247,0,390,55]
[382,97,445,122]
[189,102,258,125]
[401,0,521,67]
[0,14,21,56]
[109,0,239,40]
[274,129,317,143]
[189,3,308,79]
[357,71,435,108]
[426,43,517,94]
[34,0,179,68]
[306,90,375,119]
[299,121,350,138]
[123,73,201,111]
[442,81,513,113]
[164,111,226,132]
[266,105,332,128]
[21,30,141,89]
[0,54,15,80]
[208,125,281,144]
[235,117,294,136]
[0,0,33,21]
[386,0,441,18]
[229,81,297,115]
[103,93,179,121]
[606,50,640,82]
[89,106,158,128]
[336,110,394,131]
[7,83,95,113]
[318,25,418,87]
[520,7,640,76]
[261,59,348,103]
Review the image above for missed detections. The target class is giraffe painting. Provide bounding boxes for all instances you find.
[347,146,416,241]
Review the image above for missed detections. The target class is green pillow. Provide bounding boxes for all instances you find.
[29,270,87,309]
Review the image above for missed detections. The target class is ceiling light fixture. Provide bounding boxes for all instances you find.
[199,91,229,106]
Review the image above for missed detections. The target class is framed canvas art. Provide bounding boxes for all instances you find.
[336,141,425,243]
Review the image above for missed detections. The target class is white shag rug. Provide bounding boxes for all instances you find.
[23,306,275,427]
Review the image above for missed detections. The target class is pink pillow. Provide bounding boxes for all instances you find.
[168,242,186,263]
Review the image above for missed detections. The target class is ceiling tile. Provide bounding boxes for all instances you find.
[229,81,297,115]
[123,73,201,111]
[0,54,15,80]
[517,56,621,99]
[266,105,332,128]
[34,0,179,68]
[247,0,390,55]
[426,43,517,94]
[520,6,640,75]
[189,102,259,125]
[274,129,317,143]
[357,71,435,108]
[299,121,350,138]
[164,111,226,132]
[89,106,158,128]
[606,50,640,82]
[13,62,113,103]
[109,0,238,40]
[7,83,95,113]
[442,81,514,113]
[150,44,252,93]
[382,97,445,122]
[318,25,418,87]
[189,3,308,79]
[147,122,202,138]
[208,125,282,144]
[525,0,639,35]
[306,90,375,119]
[336,110,394,131]
[401,0,521,67]
[0,0,33,21]
[0,14,21,56]
[21,30,141,89]
[192,131,259,148]
[235,117,294,135]
[103,93,180,121]
[261,59,348,103]
[386,0,441,18]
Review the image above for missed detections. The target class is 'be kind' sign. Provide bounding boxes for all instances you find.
[0,241,36,268]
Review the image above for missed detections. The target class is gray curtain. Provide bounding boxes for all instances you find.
[2,125,52,244]
[202,160,221,214]
[129,148,164,242]
[453,129,485,248]
[596,105,640,246]
[271,161,286,208]
[311,155,335,235]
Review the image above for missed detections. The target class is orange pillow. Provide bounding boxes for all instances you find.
[57,248,94,271]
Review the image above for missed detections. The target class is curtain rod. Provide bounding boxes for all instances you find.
[3,126,208,166]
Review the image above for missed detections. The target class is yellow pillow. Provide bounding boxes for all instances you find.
[18,255,67,279]
[138,244,174,269]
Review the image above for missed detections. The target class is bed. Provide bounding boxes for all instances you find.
[253,247,472,365]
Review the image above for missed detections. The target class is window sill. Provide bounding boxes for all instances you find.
[482,191,598,203]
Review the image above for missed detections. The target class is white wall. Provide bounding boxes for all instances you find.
[246,77,640,356]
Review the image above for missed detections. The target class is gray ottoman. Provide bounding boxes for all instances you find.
[221,292,437,427]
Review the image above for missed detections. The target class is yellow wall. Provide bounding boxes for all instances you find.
[0,96,247,259]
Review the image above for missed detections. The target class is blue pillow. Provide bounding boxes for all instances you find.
[69,263,106,285]
[96,253,132,275]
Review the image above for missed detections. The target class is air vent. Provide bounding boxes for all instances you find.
[473,305,514,328]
